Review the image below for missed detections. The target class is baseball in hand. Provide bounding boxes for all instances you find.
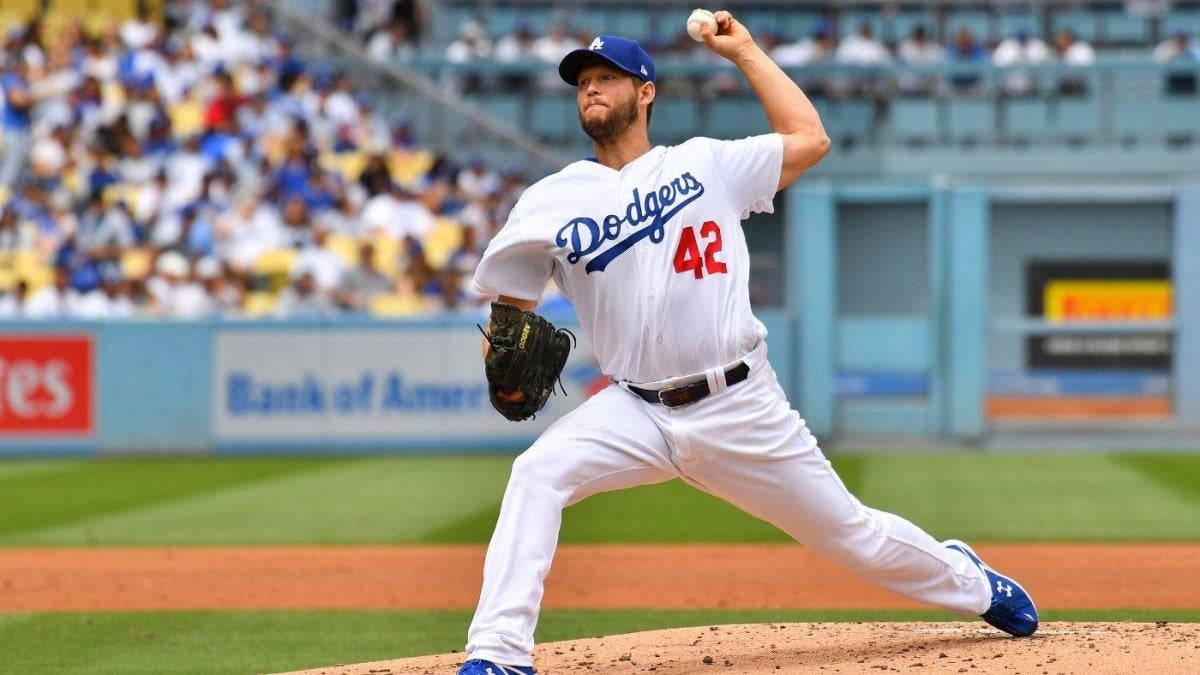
[687,8,717,42]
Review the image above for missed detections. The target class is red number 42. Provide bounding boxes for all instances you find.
[673,220,728,279]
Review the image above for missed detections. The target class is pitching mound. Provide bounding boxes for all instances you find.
[281,621,1198,674]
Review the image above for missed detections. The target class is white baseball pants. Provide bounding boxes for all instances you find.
[465,343,992,666]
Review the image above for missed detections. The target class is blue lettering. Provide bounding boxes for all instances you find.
[225,372,326,416]
[556,172,707,274]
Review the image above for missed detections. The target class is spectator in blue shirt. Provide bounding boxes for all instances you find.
[1,58,35,187]
[948,28,988,94]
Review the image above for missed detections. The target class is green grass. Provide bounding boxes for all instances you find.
[0,453,1198,545]
[3,608,1198,674]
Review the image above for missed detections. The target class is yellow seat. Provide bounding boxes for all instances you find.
[53,0,95,13]
[423,217,464,269]
[369,293,425,317]
[388,150,435,185]
[120,248,154,280]
[369,234,401,279]
[101,183,131,206]
[254,248,298,277]
[169,98,204,139]
[324,233,360,267]
[18,258,53,293]
[320,152,368,182]
[242,291,277,317]
[95,0,140,22]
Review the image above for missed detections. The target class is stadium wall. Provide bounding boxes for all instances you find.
[0,314,793,456]
[788,180,1200,442]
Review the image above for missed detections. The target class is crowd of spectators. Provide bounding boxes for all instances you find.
[0,0,528,320]
[419,10,1200,99]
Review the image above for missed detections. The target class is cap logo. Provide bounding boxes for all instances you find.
[589,37,604,50]
[640,64,648,77]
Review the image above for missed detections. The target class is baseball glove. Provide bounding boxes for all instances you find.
[477,301,576,421]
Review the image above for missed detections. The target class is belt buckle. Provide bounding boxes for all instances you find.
[657,388,672,406]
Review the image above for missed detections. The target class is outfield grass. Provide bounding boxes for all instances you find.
[0,453,1198,545]
[4,608,1199,674]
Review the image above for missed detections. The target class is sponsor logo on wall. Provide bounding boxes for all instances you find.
[1026,261,1172,369]
[0,336,93,435]
[213,329,594,442]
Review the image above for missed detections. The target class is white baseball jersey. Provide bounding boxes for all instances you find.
[471,134,784,383]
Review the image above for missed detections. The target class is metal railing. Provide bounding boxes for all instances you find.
[265,1,573,175]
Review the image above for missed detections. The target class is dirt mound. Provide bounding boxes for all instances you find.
[280,621,1198,674]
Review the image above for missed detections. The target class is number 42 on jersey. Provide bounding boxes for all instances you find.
[673,220,728,279]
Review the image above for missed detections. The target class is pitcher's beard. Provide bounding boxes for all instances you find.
[580,99,639,143]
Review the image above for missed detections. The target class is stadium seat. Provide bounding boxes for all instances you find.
[435,5,478,44]
[1112,99,1161,141]
[1053,98,1102,142]
[827,99,875,145]
[370,293,426,317]
[169,98,205,139]
[486,6,522,37]
[892,11,934,43]
[1052,11,1099,42]
[741,10,778,38]
[945,99,995,143]
[707,98,766,139]
[574,8,608,36]
[945,10,992,43]
[653,98,699,141]
[839,10,883,39]
[778,12,824,42]
[1100,12,1149,45]
[242,292,277,317]
[530,97,575,141]
[1002,98,1049,142]
[13,251,51,292]
[120,248,154,280]
[423,218,464,269]
[255,249,299,279]
[388,149,435,185]
[324,234,360,267]
[370,235,402,279]
[1163,99,1200,138]
[648,9,682,44]
[484,96,524,126]
[1164,10,1200,37]
[889,99,939,144]
[321,152,368,183]
[609,9,652,42]
[998,11,1040,39]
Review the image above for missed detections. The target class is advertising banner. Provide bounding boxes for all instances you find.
[1025,261,1172,369]
[213,328,603,444]
[0,335,94,436]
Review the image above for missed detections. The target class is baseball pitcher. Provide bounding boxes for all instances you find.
[461,12,1037,674]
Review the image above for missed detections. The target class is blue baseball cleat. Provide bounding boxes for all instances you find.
[945,539,1039,637]
[456,659,536,675]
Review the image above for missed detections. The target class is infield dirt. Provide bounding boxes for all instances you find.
[1,543,1198,611]
[281,621,1200,674]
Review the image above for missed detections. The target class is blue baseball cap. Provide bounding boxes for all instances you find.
[559,35,655,85]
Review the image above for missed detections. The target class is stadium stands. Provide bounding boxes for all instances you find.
[0,0,530,320]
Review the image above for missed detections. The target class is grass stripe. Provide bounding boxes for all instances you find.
[0,458,336,541]
[1,454,1198,545]
[854,454,1200,541]
[0,456,514,547]
[1113,454,1200,508]
[2,609,1197,674]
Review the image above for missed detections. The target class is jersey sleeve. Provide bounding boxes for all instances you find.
[705,134,785,219]
[470,208,554,302]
